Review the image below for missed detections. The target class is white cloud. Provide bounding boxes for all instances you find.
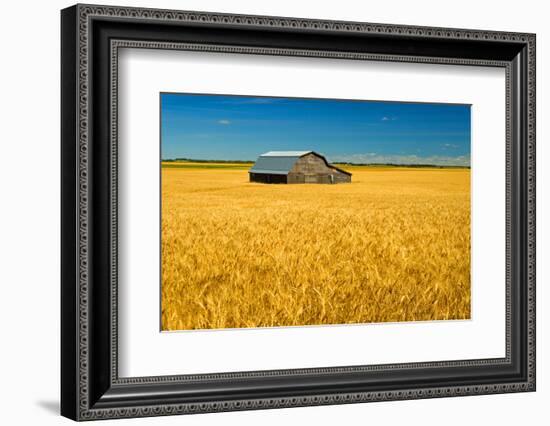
[329,153,470,166]
[217,119,231,125]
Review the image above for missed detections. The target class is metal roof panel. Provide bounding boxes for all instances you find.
[249,154,303,174]
[260,151,312,157]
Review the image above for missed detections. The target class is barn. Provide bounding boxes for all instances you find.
[249,151,352,184]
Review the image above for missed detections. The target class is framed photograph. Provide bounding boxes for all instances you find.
[61,4,536,421]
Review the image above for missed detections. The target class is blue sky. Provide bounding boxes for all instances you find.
[161,93,471,166]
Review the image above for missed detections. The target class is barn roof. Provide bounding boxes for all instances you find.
[249,151,311,175]
[260,151,312,157]
[249,151,352,176]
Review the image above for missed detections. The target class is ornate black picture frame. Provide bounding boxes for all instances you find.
[61,4,536,421]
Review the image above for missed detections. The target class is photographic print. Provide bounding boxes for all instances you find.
[160,93,471,331]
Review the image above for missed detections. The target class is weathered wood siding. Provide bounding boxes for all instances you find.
[331,170,351,183]
[287,153,351,184]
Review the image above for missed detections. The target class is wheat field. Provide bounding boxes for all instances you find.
[161,162,471,331]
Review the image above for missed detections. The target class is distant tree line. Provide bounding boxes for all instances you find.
[162,158,470,169]
[162,158,253,163]
[334,162,471,169]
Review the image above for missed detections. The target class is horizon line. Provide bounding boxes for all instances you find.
[161,157,471,168]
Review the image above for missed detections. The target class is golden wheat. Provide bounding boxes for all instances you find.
[161,164,470,331]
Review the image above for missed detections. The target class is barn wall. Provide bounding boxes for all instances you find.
[287,173,305,184]
[287,171,350,184]
[332,169,351,183]
[291,153,332,174]
[288,153,351,184]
